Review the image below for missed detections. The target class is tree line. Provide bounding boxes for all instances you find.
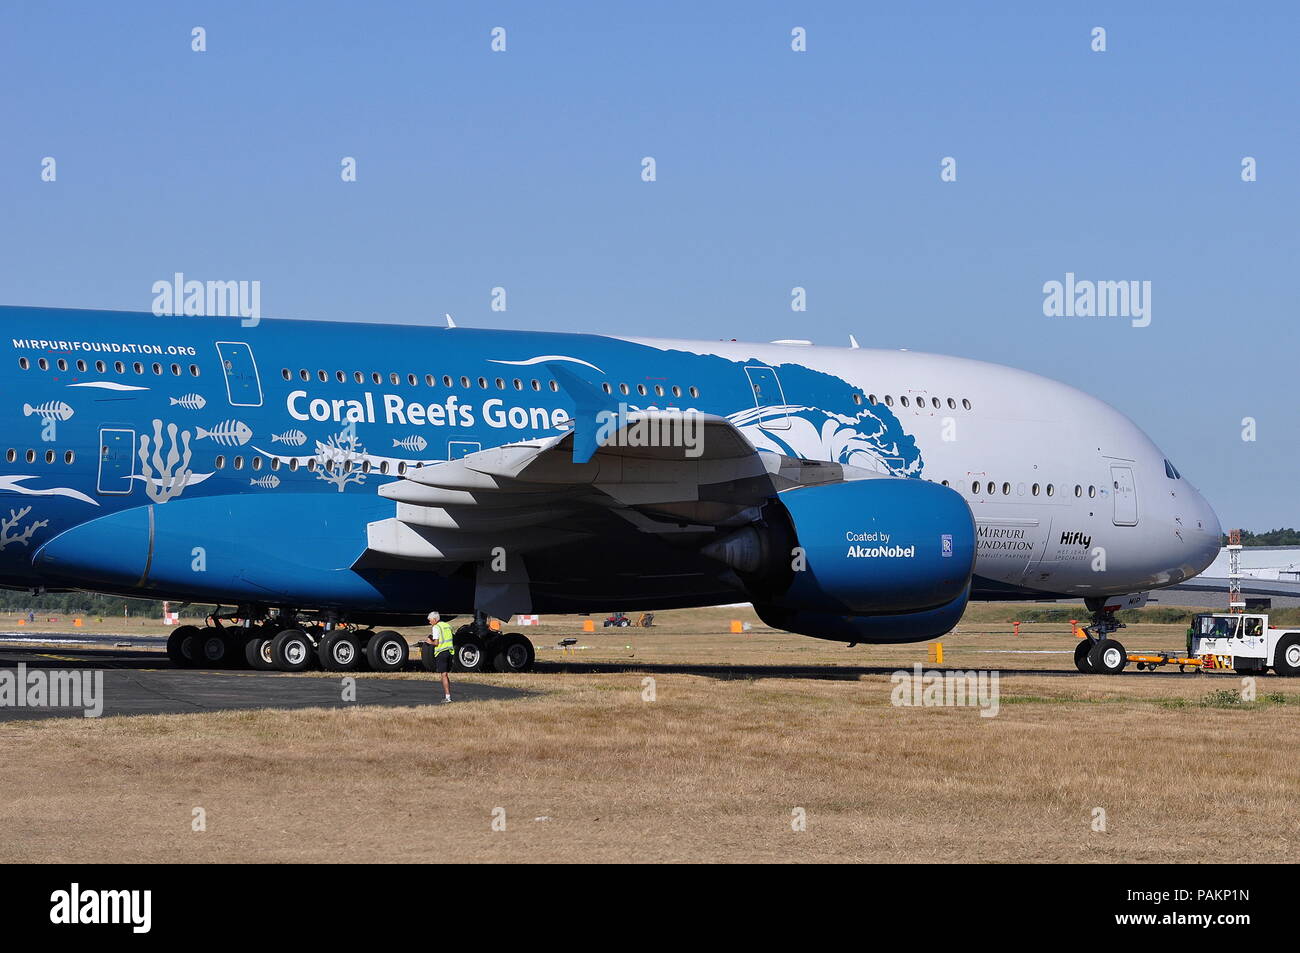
[1225,528,1300,547]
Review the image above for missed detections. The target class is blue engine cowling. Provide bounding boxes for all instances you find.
[705,476,976,642]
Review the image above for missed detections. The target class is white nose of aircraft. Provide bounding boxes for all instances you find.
[1186,486,1223,579]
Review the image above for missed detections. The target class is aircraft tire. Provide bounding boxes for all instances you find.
[271,628,315,672]
[492,633,535,673]
[245,632,276,670]
[454,634,490,673]
[166,625,201,668]
[1073,640,1093,672]
[366,630,409,672]
[1087,638,1127,675]
[319,631,362,671]
[192,628,237,668]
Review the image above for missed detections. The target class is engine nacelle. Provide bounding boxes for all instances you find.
[704,476,975,640]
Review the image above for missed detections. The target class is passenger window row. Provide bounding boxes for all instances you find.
[214,455,420,476]
[5,449,75,465]
[281,368,569,394]
[941,479,1096,499]
[19,357,200,377]
[856,393,973,411]
[601,382,699,399]
[279,367,702,400]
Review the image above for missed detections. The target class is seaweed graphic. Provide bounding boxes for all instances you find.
[314,429,368,492]
[0,506,49,550]
[138,419,194,503]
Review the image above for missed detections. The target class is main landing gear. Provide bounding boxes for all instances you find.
[438,612,536,674]
[1073,603,1128,675]
[166,608,536,674]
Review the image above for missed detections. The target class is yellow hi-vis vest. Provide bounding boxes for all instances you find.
[434,621,455,654]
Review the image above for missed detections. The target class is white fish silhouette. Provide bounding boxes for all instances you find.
[393,435,428,452]
[249,475,281,489]
[271,430,307,446]
[22,401,74,422]
[196,420,253,446]
[169,393,207,410]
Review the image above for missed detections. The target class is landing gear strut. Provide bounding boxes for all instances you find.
[1074,601,1128,675]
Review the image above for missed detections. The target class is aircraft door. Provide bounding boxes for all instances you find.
[97,427,136,495]
[744,366,791,430]
[448,441,481,460]
[1111,465,1138,526]
[216,341,264,407]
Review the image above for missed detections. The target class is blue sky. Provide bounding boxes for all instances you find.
[1,2,1296,529]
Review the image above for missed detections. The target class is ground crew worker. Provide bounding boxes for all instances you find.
[424,611,455,703]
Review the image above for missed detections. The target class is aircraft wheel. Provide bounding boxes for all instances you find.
[1273,634,1300,676]
[454,634,490,673]
[1073,640,1093,673]
[493,632,535,673]
[1088,638,1127,675]
[193,629,237,668]
[166,625,201,668]
[319,631,362,671]
[245,632,276,670]
[366,630,409,672]
[271,628,315,672]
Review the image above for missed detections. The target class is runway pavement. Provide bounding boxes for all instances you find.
[0,640,532,721]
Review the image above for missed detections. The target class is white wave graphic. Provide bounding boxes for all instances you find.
[66,381,150,391]
[0,475,100,506]
[129,472,214,491]
[487,355,605,374]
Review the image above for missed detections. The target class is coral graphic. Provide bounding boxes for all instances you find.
[138,419,194,503]
[314,430,368,493]
[0,506,49,550]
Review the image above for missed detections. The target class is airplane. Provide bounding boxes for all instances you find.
[0,305,1222,676]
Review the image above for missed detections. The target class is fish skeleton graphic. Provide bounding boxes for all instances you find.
[169,393,207,409]
[22,401,74,421]
[249,475,281,489]
[271,430,307,446]
[393,435,428,452]
[196,420,253,446]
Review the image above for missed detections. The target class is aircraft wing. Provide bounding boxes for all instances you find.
[364,409,859,564]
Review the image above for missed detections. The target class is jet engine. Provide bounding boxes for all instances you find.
[703,476,976,643]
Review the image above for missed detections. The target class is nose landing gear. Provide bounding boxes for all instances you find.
[1073,604,1128,675]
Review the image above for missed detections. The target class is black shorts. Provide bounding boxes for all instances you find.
[434,650,453,673]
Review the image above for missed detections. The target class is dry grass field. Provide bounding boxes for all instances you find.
[1,604,1296,863]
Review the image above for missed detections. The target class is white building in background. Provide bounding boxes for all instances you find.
[1164,545,1300,608]
[1202,546,1300,582]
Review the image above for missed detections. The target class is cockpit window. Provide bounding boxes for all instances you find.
[1164,459,1181,480]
